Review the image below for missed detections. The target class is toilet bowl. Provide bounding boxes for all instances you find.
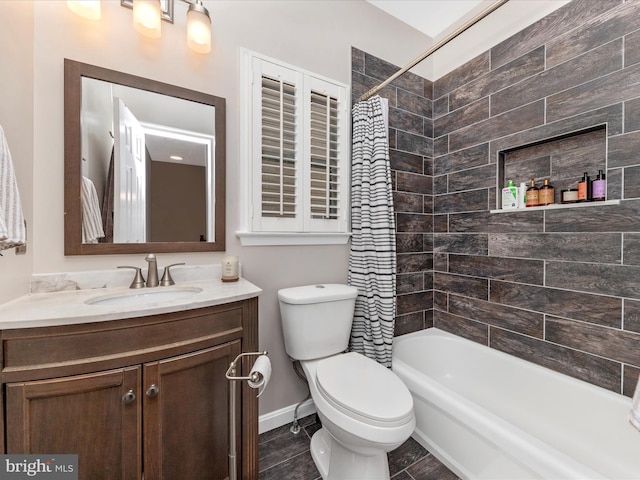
[302,353,415,480]
[278,284,415,480]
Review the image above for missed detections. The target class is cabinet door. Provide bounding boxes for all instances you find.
[143,340,241,480]
[6,366,142,480]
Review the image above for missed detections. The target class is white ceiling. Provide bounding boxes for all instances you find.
[366,0,487,39]
[364,0,570,79]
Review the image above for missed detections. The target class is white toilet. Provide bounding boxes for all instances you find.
[278,284,415,480]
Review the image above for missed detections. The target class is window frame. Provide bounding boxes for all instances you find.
[237,49,351,246]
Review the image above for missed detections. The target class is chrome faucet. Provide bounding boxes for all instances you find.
[119,254,184,289]
[145,253,159,287]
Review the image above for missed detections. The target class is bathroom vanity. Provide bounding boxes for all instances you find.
[0,276,261,480]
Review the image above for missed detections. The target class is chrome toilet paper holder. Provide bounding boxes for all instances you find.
[225,350,269,480]
[225,350,268,385]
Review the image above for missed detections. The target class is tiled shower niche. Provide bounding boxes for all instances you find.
[497,125,608,208]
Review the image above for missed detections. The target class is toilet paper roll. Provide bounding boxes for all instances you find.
[248,355,271,390]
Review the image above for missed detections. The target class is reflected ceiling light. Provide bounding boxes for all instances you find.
[184,0,212,54]
[132,0,162,38]
[170,155,184,161]
[67,0,102,20]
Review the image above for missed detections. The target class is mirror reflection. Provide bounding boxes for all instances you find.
[64,59,226,255]
[81,78,215,244]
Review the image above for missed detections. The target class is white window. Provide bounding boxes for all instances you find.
[238,49,351,246]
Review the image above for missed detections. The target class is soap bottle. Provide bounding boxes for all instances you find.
[538,179,555,206]
[592,169,606,201]
[502,180,518,209]
[578,172,592,202]
[525,178,539,207]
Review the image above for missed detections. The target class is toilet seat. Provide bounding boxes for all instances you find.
[315,352,414,428]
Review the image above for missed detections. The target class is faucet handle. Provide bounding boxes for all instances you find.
[118,266,146,289]
[160,263,185,286]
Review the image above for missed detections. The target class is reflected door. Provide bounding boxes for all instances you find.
[114,97,147,243]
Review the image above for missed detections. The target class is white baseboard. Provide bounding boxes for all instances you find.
[259,398,316,434]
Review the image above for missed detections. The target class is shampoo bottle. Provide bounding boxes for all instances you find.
[525,178,539,208]
[578,172,592,202]
[538,179,555,206]
[592,169,606,201]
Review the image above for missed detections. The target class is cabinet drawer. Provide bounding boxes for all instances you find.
[1,302,245,379]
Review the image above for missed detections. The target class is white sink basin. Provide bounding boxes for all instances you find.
[85,286,203,307]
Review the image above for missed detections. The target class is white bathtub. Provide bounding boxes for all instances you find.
[392,328,640,480]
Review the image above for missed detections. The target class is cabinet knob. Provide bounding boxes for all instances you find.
[146,384,160,397]
[122,390,136,404]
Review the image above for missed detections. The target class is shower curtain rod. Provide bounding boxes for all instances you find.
[358,0,510,102]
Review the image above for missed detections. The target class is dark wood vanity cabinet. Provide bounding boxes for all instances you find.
[0,297,259,480]
[6,366,142,479]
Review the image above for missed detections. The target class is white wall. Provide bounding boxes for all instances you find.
[1,0,431,419]
[0,1,34,304]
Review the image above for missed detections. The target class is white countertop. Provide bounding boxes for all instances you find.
[0,277,262,330]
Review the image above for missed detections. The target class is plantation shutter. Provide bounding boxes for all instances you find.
[252,60,303,232]
[305,77,348,233]
[261,76,296,218]
[248,53,348,236]
[309,91,339,220]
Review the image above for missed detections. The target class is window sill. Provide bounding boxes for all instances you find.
[490,199,620,213]
[236,231,352,246]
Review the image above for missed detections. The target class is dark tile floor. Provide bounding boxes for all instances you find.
[259,414,460,480]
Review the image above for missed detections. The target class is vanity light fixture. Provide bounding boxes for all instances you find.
[132,0,162,38]
[183,0,212,54]
[69,0,212,54]
[126,0,212,53]
[67,0,102,20]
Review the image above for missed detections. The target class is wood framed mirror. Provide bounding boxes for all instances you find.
[64,59,225,255]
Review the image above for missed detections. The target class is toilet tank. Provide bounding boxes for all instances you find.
[278,284,358,361]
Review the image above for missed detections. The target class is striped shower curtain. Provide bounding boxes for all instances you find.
[349,95,396,368]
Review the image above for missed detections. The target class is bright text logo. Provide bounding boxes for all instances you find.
[0,455,77,480]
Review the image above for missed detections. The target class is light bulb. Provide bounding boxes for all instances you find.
[67,0,101,20]
[132,0,162,39]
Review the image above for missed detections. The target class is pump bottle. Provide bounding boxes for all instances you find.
[525,178,539,207]
[592,170,606,201]
[538,179,555,206]
[578,172,592,202]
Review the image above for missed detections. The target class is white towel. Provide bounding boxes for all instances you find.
[0,125,26,251]
[630,374,640,432]
[0,207,8,241]
[81,176,105,244]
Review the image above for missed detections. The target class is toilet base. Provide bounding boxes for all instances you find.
[310,427,391,480]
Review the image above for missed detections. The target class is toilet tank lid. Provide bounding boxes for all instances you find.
[278,284,358,304]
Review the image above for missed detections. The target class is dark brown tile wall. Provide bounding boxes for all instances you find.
[352,0,640,398]
[432,0,640,397]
